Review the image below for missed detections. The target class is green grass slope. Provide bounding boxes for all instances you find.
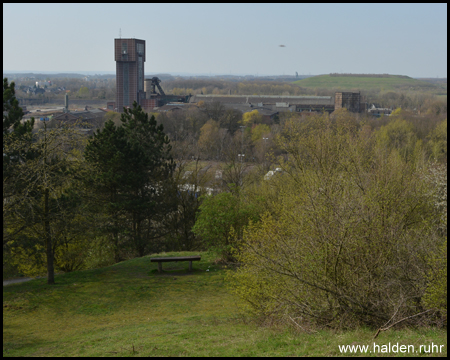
[3,251,447,357]
[293,74,445,93]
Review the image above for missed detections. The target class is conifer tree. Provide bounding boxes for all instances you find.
[3,78,35,246]
[85,102,176,258]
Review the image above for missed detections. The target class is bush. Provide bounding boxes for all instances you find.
[421,163,447,325]
[8,242,47,277]
[423,240,447,324]
[83,236,116,269]
[228,113,443,329]
[192,191,260,261]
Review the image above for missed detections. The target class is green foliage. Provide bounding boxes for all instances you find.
[9,242,47,277]
[251,124,271,143]
[3,78,35,212]
[3,76,36,274]
[102,111,122,127]
[426,99,447,116]
[166,161,211,252]
[5,120,88,283]
[83,236,116,269]
[77,86,90,98]
[219,109,242,135]
[228,113,443,329]
[192,192,260,261]
[427,119,447,161]
[51,191,95,273]
[198,120,220,157]
[421,163,447,323]
[3,78,27,135]
[242,110,262,126]
[293,74,443,92]
[4,78,91,283]
[8,199,93,277]
[4,251,447,357]
[85,102,176,259]
[84,118,128,261]
[423,240,447,321]
[375,117,418,162]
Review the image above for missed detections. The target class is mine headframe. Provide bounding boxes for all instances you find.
[150,77,166,96]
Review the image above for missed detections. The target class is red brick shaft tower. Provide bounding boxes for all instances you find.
[114,38,146,112]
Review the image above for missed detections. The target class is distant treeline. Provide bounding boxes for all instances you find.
[329,73,410,79]
[418,78,447,85]
[18,97,51,105]
[5,73,116,80]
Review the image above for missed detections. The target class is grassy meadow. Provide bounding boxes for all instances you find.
[293,75,445,93]
[3,251,447,356]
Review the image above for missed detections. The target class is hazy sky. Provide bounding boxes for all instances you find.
[3,3,447,77]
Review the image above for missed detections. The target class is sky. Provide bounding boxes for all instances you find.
[3,3,447,77]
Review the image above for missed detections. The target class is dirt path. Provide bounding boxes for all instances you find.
[3,277,39,286]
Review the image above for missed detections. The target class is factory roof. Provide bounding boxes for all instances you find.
[53,109,106,122]
[190,94,333,106]
[154,103,198,112]
[193,94,332,100]
[220,103,278,117]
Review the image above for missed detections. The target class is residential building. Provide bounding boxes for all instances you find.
[367,105,392,117]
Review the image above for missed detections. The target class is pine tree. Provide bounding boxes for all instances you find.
[85,102,176,258]
[3,78,35,246]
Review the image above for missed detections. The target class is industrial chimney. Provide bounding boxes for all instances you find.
[64,93,69,112]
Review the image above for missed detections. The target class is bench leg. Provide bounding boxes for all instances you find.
[189,261,192,272]
[158,262,162,273]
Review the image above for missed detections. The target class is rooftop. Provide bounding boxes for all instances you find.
[193,94,332,100]
[190,94,334,106]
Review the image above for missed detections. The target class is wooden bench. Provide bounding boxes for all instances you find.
[150,256,201,273]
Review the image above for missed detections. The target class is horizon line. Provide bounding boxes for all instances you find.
[3,71,447,79]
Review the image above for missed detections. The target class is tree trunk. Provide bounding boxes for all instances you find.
[45,188,55,284]
[113,226,120,263]
[136,218,145,257]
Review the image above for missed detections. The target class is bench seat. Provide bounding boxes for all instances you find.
[150,256,201,272]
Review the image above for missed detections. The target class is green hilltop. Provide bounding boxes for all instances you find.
[293,74,446,93]
[3,251,447,356]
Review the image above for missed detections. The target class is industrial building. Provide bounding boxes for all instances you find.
[113,38,190,112]
[189,93,365,115]
[335,92,366,113]
[112,38,368,115]
[114,38,146,112]
[190,94,335,112]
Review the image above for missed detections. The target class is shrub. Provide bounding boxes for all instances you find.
[422,163,447,325]
[228,113,442,329]
[192,191,260,261]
